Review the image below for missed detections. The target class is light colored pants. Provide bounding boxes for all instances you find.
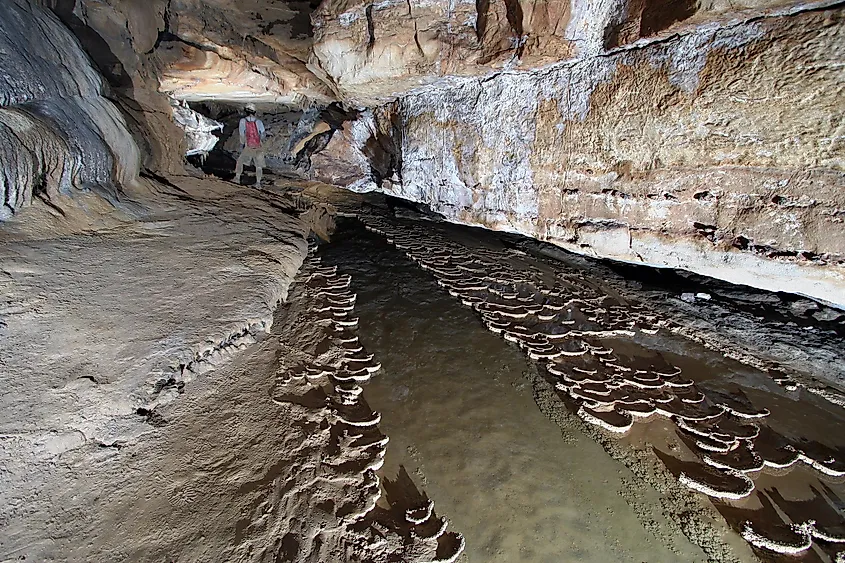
[234,147,265,184]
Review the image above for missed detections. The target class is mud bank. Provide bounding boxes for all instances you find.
[0,176,306,559]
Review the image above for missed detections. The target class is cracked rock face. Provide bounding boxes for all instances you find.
[308,0,823,103]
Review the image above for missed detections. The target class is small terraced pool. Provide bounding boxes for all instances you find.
[318,215,845,563]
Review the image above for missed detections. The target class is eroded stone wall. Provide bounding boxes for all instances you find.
[40,0,187,173]
[309,0,834,103]
[339,6,845,305]
[0,0,140,219]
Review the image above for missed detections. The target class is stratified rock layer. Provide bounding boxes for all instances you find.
[316,7,845,305]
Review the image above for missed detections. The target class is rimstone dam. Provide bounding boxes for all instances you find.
[0,0,844,561]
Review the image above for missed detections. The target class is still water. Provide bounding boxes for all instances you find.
[318,217,845,563]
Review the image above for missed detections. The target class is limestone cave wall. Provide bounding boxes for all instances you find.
[39,0,188,174]
[0,0,140,219]
[1,0,843,305]
[317,5,845,306]
[308,0,834,102]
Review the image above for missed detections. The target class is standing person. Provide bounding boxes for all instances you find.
[233,104,266,187]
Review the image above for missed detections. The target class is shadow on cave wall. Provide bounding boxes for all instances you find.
[604,0,698,48]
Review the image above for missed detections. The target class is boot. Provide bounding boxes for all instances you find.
[233,175,241,184]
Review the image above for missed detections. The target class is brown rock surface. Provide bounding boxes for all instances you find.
[157,0,335,104]
[43,0,186,173]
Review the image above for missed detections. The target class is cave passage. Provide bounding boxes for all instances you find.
[3,0,845,558]
[318,216,845,563]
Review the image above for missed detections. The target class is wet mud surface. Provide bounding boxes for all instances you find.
[319,215,845,562]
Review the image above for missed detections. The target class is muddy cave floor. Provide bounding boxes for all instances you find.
[1,178,845,562]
